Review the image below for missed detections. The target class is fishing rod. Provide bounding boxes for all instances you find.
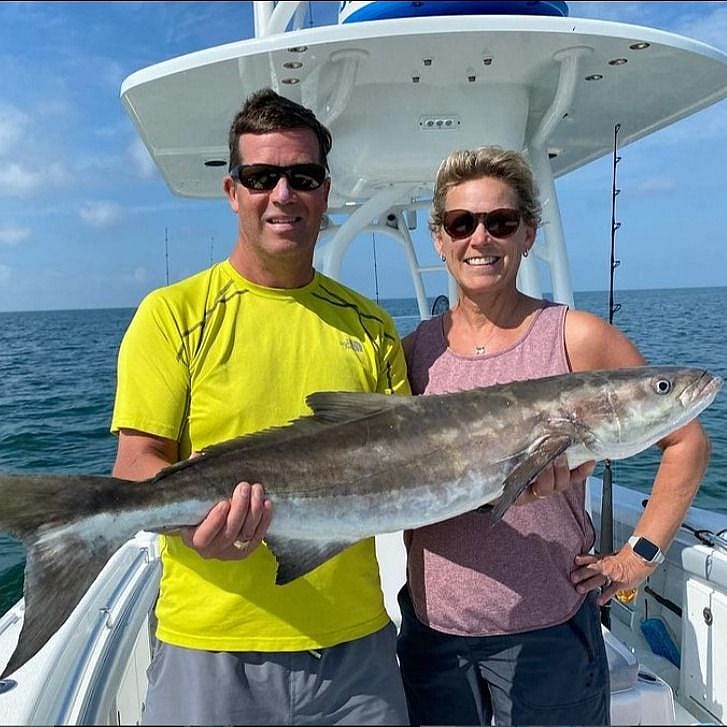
[372,231,380,304]
[607,123,623,327]
[600,123,622,628]
[164,226,170,286]
[639,497,727,552]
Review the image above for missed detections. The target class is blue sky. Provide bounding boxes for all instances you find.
[0,1,726,311]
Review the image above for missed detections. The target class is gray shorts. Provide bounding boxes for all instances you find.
[142,622,409,725]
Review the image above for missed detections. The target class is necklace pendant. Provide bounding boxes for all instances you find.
[474,345,487,355]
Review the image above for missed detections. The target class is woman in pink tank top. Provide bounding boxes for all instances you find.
[396,147,711,726]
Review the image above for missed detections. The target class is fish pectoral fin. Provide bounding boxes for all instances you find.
[265,535,360,585]
[489,433,574,523]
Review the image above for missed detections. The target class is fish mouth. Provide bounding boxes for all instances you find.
[680,370,723,412]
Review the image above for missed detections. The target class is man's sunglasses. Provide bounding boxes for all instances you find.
[229,163,327,191]
[442,208,521,240]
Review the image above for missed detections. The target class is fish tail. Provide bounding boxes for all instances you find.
[0,472,139,677]
[0,472,130,537]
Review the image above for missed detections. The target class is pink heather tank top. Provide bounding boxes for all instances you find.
[404,302,595,635]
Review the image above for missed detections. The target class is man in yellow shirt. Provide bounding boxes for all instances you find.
[111,88,411,724]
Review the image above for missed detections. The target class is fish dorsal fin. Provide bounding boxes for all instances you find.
[156,392,400,478]
[305,391,400,422]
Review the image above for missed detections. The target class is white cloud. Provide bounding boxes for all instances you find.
[133,266,149,283]
[567,2,646,24]
[0,225,31,246]
[0,162,68,197]
[128,138,157,179]
[0,163,44,196]
[75,152,123,174]
[0,104,29,156]
[79,200,124,227]
[674,4,727,51]
[122,266,150,284]
[634,176,677,195]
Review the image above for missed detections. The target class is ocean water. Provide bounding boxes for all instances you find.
[0,287,726,614]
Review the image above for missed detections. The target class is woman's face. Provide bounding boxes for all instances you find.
[435,176,536,296]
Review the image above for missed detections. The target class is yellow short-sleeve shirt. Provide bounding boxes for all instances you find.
[111,261,410,651]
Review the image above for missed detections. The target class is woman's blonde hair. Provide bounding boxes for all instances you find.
[430,146,542,232]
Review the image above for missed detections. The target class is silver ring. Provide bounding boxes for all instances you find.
[233,538,251,552]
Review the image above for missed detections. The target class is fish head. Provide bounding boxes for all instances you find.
[566,366,722,461]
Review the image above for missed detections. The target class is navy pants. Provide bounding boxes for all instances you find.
[396,587,610,726]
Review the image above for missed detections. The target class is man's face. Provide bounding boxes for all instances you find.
[224,128,330,287]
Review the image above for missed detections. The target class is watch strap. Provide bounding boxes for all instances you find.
[627,535,665,565]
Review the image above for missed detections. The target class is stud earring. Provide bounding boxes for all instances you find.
[522,249,529,258]
[440,254,446,262]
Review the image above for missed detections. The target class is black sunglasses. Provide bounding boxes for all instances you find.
[229,163,327,192]
[442,208,521,240]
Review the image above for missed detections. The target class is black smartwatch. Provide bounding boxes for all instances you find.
[628,535,665,565]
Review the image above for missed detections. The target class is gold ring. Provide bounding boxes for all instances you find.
[528,483,547,500]
[233,538,251,552]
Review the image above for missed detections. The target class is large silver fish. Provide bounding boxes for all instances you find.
[0,366,721,677]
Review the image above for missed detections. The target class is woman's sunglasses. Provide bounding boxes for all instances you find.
[229,163,327,191]
[442,208,521,240]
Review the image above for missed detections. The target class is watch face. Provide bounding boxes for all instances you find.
[633,537,660,562]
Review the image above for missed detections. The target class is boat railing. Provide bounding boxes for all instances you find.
[30,535,160,725]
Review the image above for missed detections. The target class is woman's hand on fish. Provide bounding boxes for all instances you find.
[516,456,595,505]
[181,481,273,560]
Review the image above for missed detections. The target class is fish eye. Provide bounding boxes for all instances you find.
[654,378,672,395]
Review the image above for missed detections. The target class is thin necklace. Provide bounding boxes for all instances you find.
[458,300,524,355]
[448,309,499,356]
[469,322,499,356]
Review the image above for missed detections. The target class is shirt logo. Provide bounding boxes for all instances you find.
[341,337,363,353]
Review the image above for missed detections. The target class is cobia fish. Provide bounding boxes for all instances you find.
[0,365,721,677]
